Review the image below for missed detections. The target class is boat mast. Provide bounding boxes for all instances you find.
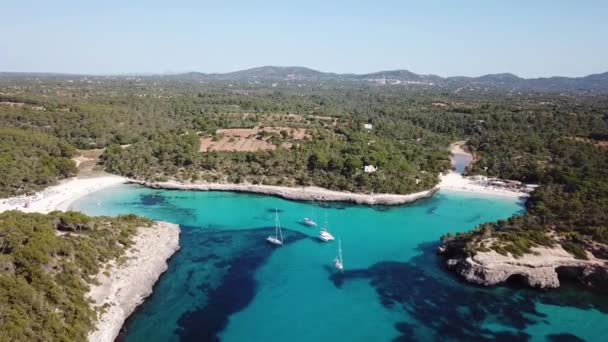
[275,209,279,239]
[275,209,283,242]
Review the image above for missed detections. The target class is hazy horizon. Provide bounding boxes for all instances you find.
[2,65,607,79]
[2,0,607,77]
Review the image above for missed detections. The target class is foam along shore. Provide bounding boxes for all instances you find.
[129,180,437,205]
[87,221,180,342]
[0,175,127,214]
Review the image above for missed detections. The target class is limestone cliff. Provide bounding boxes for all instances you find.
[439,242,608,291]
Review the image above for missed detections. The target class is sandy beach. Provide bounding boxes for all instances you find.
[0,174,179,342]
[437,171,528,198]
[439,142,529,199]
[0,142,527,341]
[0,175,126,214]
[0,140,527,215]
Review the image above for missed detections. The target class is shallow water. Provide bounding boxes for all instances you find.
[73,185,608,341]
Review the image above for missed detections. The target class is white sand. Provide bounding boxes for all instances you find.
[0,139,528,212]
[0,175,177,342]
[439,142,529,199]
[0,175,126,214]
[437,171,528,198]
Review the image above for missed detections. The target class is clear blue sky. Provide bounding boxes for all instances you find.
[1,0,607,77]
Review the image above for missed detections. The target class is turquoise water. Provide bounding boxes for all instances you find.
[73,185,608,341]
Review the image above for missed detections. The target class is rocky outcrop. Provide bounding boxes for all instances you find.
[439,244,608,290]
[128,180,436,206]
[87,221,180,342]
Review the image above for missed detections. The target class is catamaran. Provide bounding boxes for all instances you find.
[266,209,284,246]
[333,239,344,272]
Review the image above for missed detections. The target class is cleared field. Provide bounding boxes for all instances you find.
[199,127,308,152]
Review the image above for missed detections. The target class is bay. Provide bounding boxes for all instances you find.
[73,185,608,341]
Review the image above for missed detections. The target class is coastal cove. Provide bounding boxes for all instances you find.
[72,186,608,341]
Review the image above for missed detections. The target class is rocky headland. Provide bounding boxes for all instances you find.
[439,240,608,291]
[87,221,180,342]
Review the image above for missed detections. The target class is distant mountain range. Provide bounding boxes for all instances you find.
[3,66,608,92]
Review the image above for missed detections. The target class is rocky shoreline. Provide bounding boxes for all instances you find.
[128,180,437,205]
[87,221,180,342]
[438,242,608,291]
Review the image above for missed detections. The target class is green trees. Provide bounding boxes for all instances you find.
[101,125,446,194]
[102,131,201,180]
[447,133,608,258]
[1,74,607,259]
[0,211,151,341]
[0,127,77,197]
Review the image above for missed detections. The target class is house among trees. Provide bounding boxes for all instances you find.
[364,165,377,173]
[364,123,373,130]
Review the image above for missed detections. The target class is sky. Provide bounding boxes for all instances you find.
[1,0,607,77]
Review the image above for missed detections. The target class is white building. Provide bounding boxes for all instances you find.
[364,123,373,130]
[364,165,377,173]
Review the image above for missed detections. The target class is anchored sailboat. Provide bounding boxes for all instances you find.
[302,203,318,226]
[302,217,317,227]
[318,211,335,242]
[266,209,283,246]
[333,239,344,272]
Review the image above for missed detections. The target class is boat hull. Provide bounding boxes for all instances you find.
[302,219,317,227]
[266,236,283,246]
[318,234,335,242]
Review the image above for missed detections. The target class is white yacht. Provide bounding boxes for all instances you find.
[318,211,335,241]
[266,209,283,246]
[333,239,344,272]
[318,228,335,242]
[302,217,317,227]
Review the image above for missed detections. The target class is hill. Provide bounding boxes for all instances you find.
[3,67,608,92]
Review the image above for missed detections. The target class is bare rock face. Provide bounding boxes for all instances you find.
[87,221,180,342]
[440,244,607,290]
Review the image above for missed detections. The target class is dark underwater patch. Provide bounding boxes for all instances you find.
[372,205,392,212]
[191,253,220,263]
[317,202,347,210]
[139,193,168,206]
[546,333,585,342]
[174,227,307,342]
[466,213,482,222]
[332,242,608,341]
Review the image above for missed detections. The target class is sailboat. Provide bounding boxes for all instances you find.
[302,203,318,226]
[302,217,317,227]
[333,239,344,272]
[318,212,335,242]
[266,209,283,246]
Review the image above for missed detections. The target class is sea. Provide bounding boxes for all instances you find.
[71,184,608,342]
